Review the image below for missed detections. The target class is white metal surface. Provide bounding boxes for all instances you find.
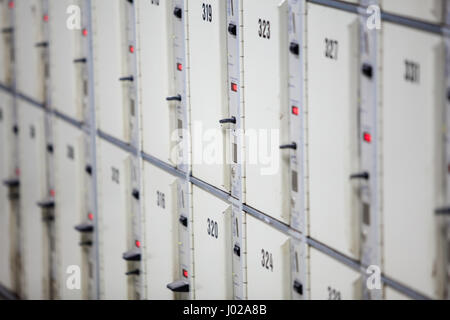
[243,0,290,224]
[192,185,232,299]
[382,22,445,299]
[143,162,178,300]
[0,0,13,85]
[97,139,130,299]
[246,214,291,299]
[381,0,444,24]
[189,0,230,192]
[18,101,48,299]
[307,4,360,260]
[309,247,361,300]
[53,118,85,299]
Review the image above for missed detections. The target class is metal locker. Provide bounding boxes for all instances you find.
[0,0,13,85]
[309,247,361,300]
[307,4,360,259]
[48,0,82,121]
[189,0,230,192]
[92,0,128,142]
[243,0,290,224]
[246,214,291,299]
[18,101,48,299]
[97,138,130,299]
[384,287,411,300]
[137,0,176,164]
[192,186,232,299]
[14,0,46,102]
[382,23,445,299]
[143,162,178,299]
[53,118,85,299]
[381,0,444,24]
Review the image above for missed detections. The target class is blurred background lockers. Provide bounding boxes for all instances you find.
[0,0,449,300]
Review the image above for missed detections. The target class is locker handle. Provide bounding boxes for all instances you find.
[125,269,140,276]
[349,172,369,180]
[47,144,54,153]
[173,7,182,19]
[13,125,18,135]
[279,143,297,150]
[166,95,182,102]
[362,63,373,79]
[233,244,240,257]
[228,23,237,36]
[179,215,188,227]
[3,179,19,187]
[122,250,141,261]
[78,241,93,247]
[289,42,300,56]
[132,189,140,200]
[293,280,303,295]
[74,222,94,233]
[85,165,92,175]
[167,280,189,292]
[35,42,48,48]
[2,27,13,33]
[37,200,55,209]
[119,76,134,82]
[73,58,87,64]
[435,207,450,215]
[219,117,236,124]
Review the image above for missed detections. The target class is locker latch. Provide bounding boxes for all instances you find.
[132,189,140,200]
[122,249,141,261]
[74,222,94,233]
[173,7,182,19]
[362,63,373,79]
[293,280,303,295]
[289,42,299,56]
[219,117,236,124]
[3,179,19,187]
[35,41,48,48]
[167,280,189,292]
[179,215,188,227]
[280,142,297,150]
[13,125,18,135]
[233,244,240,257]
[85,165,92,176]
[125,269,140,276]
[73,58,87,64]
[228,23,237,36]
[37,200,55,209]
[2,27,13,33]
[47,144,54,153]
[79,241,93,247]
[166,95,182,102]
[349,172,369,180]
[119,76,134,82]
[435,207,450,215]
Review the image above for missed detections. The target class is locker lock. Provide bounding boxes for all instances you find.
[132,189,140,200]
[166,95,182,102]
[167,280,189,292]
[435,207,450,215]
[125,269,140,276]
[228,23,237,36]
[123,250,141,261]
[35,41,48,48]
[74,222,94,233]
[119,76,134,82]
[219,117,236,124]
[73,58,87,64]
[289,42,300,56]
[362,63,373,79]
[233,244,240,257]
[179,215,188,227]
[173,7,182,19]
[349,172,369,180]
[293,280,303,295]
[85,165,92,176]
[280,142,297,150]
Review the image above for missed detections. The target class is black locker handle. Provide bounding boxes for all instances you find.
[35,41,48,48]
[119,76,134,82]
[74,222,94,233]
[435,207,450,215]
[3,179,19,187]
[37,200,55,209]
[219,117,236,124]
[166,95,182,102]
[125,269,140,276]
[279,143,297,150]
[73,58,87,63]
[167,280,189,292]
[349,172,370,180]
[122,249,141,261]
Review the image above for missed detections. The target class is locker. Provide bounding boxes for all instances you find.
[246,214,291,299]
[143,162,178,299]
[243,0,290,223]
[97,138,130,299]
[48,0,82,121]
[192,186,232,299]
[0,91,13,289]
[381,0,444,24]
[384,287,411,300]
[14,0,45,102]
[382,23,445,299]
[92,0,128,142]
[309,247,361,300]
[53,119,85,299]
[137,0,176,163]
[189,0,230,192]
[307,4,360,259]
[18,101,48,299]
[0,0,13,85]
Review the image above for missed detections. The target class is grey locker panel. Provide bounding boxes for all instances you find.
[381,0,444,24]
[382,23,445,299]
[189,0,230,192]
[192,185,232,299]
[243,0,290,224]
[307,4,360,259]
[54,119,84,299]
[143,162,178,300]
[18,101,48,299]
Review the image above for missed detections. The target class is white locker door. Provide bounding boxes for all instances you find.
[309,247,361,300]
[382,23,444,299]
[381,0,443,24]
[18,101,47,299]
[98,139,130,299]
[54,119,84,299]
[49,0,81,121]
[189,0,230,192]
[243,0,290,223]
[143,162,178,300]
[0,92,12,288]
[137,0,176,164]
[14,0,45,102]
[192,186,232,299]
[93,0,128,142]
[307,4,360,259]
[0,0,12,85]
[246,214,291,299]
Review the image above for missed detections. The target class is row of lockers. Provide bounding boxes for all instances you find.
[0,0,449,300]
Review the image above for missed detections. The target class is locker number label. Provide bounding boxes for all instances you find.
[327,286,341,300]
[67,145,75,160]
[111,167,120,184]
[404,60,420,83]
[258,19,271,39]
[324,38,338,60]
[150,0,159,5]
[207,218,218,239]
[202,3,212,22]
[261,249,273,271]
[157,191,165,209]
